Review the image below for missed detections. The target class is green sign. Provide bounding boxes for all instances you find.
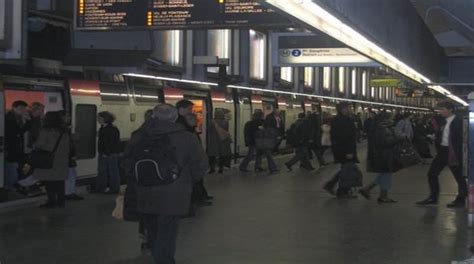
[369,79,403,87]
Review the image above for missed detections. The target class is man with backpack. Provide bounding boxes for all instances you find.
[124,104,208,264]
[285,113,314,171]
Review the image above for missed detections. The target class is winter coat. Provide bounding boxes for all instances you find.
[331,114,358,163]
[244,119,263,147]
[306,113,322,146]
[395,118,414,140]
[32,129,70,181]
[123,121,208,216]
[264,114,285,136]
[98,124,121,155]
[367,126,399,173]
[207,118,232,157]
[321,124,331,147]
[434,115,463,166]
[5,112,27,162]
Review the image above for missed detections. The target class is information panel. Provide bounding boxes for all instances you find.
[76,0,291,30]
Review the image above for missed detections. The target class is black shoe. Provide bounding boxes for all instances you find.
[255,168,265,172]
[39,202,56,209]
[302,166,315,171]
[65,194,84,201]
[205,196,214,201]
[285,163,292,171]
[208,169,215,174]
[240,168,250,172]
[197,200,213,207]
[359,189,371,200]
[377,197,397,203]
[140,242,151,255]
[323,184,336,196]
[269,169,280,175]
[218,168,224,174]
[416,198,438,206]
[56,202,65,208]
[102,191,119,195]
[447,199,465,209]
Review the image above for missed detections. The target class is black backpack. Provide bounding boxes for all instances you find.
[286,122,302,146]
[132,134,181,186]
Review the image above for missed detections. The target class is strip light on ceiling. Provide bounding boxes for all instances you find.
[263,0,468,106]
[123,73,430,111]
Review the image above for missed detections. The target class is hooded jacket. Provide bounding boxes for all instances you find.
[123,120,208,216]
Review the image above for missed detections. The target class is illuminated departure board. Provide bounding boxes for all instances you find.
[76,0,291,30]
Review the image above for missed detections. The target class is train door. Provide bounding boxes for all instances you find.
[189,98,207,148]
[1,77,67,192]
[69,80,101,180]
[237,95,252,155]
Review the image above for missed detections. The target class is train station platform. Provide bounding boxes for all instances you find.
[0,145,473,264]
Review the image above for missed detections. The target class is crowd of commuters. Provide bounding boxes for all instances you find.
[3,97,468,263]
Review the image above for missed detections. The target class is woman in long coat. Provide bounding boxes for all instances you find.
[359,112,399,203]
[207,109,232,174]
[33,111,70,209]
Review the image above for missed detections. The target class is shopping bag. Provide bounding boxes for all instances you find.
[338,163,363,189]
[392,141,422,170]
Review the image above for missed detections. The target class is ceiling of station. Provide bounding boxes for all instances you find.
[410,0,474,56]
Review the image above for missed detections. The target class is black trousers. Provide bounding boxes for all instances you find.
[144,215,180,264]
[427,147,467,200]
[44,181,65,205]
[325,164,350,195]
[192,179,209,202]
[308,143,326,165]
[286,146,312,168]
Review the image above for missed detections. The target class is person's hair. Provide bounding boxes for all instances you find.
[298,113,306,119]
[336,103,350,113]
[152,104,178,122]
[252,111,263,120]
[12,100,27,108]
[437,100,455,111]
[175,100,194,110]
[98,111,116,124]
[43,111,66,131]
[31,102,44,111]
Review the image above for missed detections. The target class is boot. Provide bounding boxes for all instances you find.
[377,190,397,203]
[359,183,377,200]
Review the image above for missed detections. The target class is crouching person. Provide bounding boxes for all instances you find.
[124,104,208,264]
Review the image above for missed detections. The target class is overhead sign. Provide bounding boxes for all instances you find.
[370,78,403,87]
[395,88,428,97]
[75,0,291,30]
[272,33,379,67]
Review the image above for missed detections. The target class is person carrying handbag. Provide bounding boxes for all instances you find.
[359,112,400,203]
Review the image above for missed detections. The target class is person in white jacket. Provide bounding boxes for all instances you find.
[320,118,332,160]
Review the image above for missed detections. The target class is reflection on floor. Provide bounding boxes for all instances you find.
[0,145,473,264]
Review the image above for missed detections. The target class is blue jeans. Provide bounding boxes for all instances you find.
[96,154,120,192]
[240,146,277,172]
[65,168,77,195]
[374,173,392,191]
[144,215,180,264]
[5,162,19,190]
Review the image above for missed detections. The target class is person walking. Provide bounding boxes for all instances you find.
[306,111,328,167]
[208,109,232,174]
[95,111,121,194]
[124,104,208,264]
[395,113,414,141]
[29,111,70,209]
[416,101,467,208]
[285,113,314,171]
[323,103,359,198]
[359,112,399,203]
[240,111,267,172]
[320,118,332,161]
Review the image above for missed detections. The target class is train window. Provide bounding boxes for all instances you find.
[281,67,293,82]
[100,83,129,102]
[74,104,97,160]
[351,68,357,95]
[304,67,313,87]
[133,86,160,103]
[323,67,331,90]
[249,29,267,80]
[338,67,345,93]
[362,71,367,96]
[207,29,231,73]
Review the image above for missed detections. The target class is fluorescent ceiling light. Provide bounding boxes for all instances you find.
[123,73,430,111]
[263,0,468,106]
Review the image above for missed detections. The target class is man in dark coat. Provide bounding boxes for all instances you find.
[306,110,327,167]
[239,111,272,172]
[5,100,29,190]
[285,113,314,171]
[323,103,359,198]
[124,104,208,263]
[176,100,212,210]
[417,101,467,208]
[264,109,285,152]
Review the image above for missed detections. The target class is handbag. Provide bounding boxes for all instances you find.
[338,162,363,189]
[29,133,64,169]
[392,141,421,170]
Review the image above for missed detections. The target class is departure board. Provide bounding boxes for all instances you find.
[76,0,291,30]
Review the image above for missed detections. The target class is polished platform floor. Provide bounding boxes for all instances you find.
[1,146,473,264]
